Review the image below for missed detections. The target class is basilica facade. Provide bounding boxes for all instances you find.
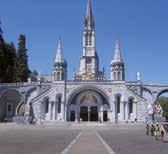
[0,0,167,124]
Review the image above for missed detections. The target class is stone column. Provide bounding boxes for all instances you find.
[120,101,124,121]
[52,101,55,120]
[88,107,90,122]
[49,102,52,120]
[100,106,103,122]
[75,106,78,122]
[125,101,128,121]
[61,101,64,121]
[133,102,137,121]
[123,101,126,121]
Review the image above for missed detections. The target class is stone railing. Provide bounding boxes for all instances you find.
[0,81,53,87]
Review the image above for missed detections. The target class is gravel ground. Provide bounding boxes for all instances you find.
[98,127,168,154]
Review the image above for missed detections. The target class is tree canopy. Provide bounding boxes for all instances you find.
[0,34,30,83]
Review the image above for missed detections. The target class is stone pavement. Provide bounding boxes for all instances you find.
[62,130,114,154]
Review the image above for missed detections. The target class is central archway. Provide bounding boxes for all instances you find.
[67,86,110,122]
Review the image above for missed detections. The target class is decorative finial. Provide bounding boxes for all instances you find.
[137,72,141,81]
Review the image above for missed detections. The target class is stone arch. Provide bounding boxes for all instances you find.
[128,96,135,101]
[156,89,168,101]
[142,87,154,103]
[67,85,110,106]
[76,90,102,106]
[16,103,26,116]
[25,87,37,103]
[66,85,110,122]
[0,89,21,122]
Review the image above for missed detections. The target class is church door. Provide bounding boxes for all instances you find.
[103,110,108,122]
[90,106,98,121]
[70,111,75,121]
[80,106,88,121]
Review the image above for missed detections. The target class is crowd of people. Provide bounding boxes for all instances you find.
[146,123,166,140]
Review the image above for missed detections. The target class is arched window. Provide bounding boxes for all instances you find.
[45,98,49,113]
[86,34,89,46]
[57,72,60,81]
[114,72,116,80]
[62,72,64,80]
[89,35,92,46]
[117,71,121,80]
[129,98,133,114]
[116,95,121,113]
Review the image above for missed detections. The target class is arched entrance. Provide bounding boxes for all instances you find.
[156,90,168,121]
[67,87,110,122]
[0,89,21,122]
[78,92,100,122]
[80,106,88,121]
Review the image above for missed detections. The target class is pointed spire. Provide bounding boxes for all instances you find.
[85,0,95,30]
[55,37,64,63]
[112,39,123,63]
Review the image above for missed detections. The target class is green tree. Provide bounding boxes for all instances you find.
[0,36,5,82]
[16,34,29,82]
[0,36,17,82]
[31,70,38,76]
[4,42,17,82]
[158,96,168,120]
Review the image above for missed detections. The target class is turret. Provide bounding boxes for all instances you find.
[53,38,67,81]
[111,39,125,81]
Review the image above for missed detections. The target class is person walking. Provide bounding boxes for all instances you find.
[146,124,149,135]
[155,124,160,140]
[150,124,155,136]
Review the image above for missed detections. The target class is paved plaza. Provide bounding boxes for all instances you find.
[0,124,168,154]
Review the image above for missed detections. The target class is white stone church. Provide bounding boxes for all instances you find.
[0,0,166,124]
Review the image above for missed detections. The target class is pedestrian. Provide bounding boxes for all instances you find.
[160,125,164,138]
[146,124,149,135]
[155,124,160,140]
[150,124,155,136]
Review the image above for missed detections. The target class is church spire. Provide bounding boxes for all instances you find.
[55,37,64,64]
[110,39,125,81]
[84,0,94,30]
[53,37,67,81]
[112,39,123,63]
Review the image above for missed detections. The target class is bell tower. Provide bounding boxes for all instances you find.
[74,0,104,80]
[53,38,67,81]
[111,39,125,81]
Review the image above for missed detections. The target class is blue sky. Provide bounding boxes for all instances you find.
[0,0,168,84]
